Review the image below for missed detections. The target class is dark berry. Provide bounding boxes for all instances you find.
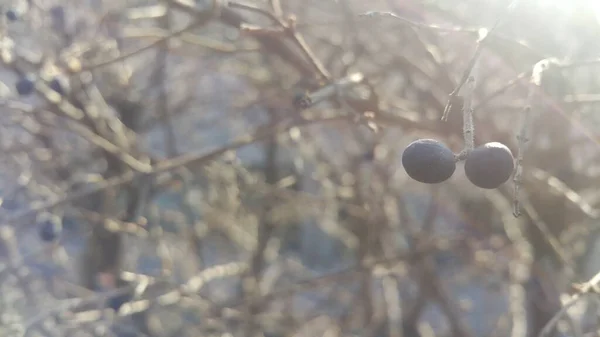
[39,218,62,242]
[293,92,311,109]
[15,75,35,96]
[49,77,64,95]
[464,142,514,189]
[402,139,456,184]
[49,6,65,22]
[363,148,375,161]
[5,9,18,21]
[107,292,131,312]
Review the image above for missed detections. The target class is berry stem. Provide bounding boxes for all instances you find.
[454,70,477,162]
[462,75,476,152]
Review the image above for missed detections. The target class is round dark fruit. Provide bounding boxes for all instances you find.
[107,292,131,312]
[39,218,62,242]
[464,142,515,189]
[49,77,64,95]
[15,75,35,96]
[402,139,456,184]
[293,92,311,109]
[5,9,18,21]
[49,6,65,22]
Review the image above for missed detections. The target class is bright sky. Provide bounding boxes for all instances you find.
[536,0,600,22]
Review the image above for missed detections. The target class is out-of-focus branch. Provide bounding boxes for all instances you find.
[294,72,364,109]
[82,0,220,71]
[539,270,600,337]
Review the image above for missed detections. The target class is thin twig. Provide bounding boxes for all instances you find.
[359,11,479,33]
[155,6,178,156]
[228,1,331,80]
[441,0,520,121]
[82,0,220,71]
[5,71,364,229]
[474,70,532,112]
[286,22,332,81]
[513,59,549,217]
[539,270,600,337]
[4,117,356,228]
[294,72,364,109]
[454,73,476,161]
[269,0,283,17]
[228,1,283,25]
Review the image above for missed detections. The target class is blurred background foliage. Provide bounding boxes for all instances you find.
[0,0,600,336]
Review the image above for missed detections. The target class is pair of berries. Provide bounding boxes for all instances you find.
[16,75,66,96]
[402,139,514,189]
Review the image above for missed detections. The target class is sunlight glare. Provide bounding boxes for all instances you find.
[537,0,600,23]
